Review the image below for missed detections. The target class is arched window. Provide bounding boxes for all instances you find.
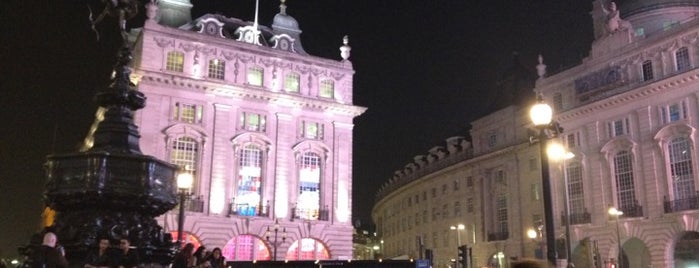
[208,59,225,80]
[222,235,269,261]
[669,137,695,199]
[614,150,637,212]
[297,152,321,220]
[171,136,199,190]
[166,51,185,72]
[285,238,330,260]
[235,144,263,216]
[319,79,334,98]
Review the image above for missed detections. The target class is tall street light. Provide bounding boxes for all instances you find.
[608,207,624,268]
[266,219,286,261]
[529,95,560,267]
[451,224,465,268]
[176,169,194,248]
[526,226,544,259]
[549,143,575,268]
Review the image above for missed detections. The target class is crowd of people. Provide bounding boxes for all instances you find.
[172,243,225,268]
[21,233,229,268]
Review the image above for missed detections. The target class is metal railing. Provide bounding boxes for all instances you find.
[291,206,330,221]
[560,210,591,225]
[228,201,269,217]
[619,203,644,218]
[664,193,699,213]
[486,231,508,241]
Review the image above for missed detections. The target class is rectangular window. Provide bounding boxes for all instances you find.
[566,133,580,148]
[614,151,637,211]
[466,176,474,187]
[495,170,506,184]
[553,93,563,112]
[319,79,334,98]
[496,195,508,233]
[661,101,688,124]
[454,201,461,217]
[467,198,474,213]
[422,210,427,223]
[208,59,225,80]
[174,102,203,124]
[284,73,300,93]
[442,184,447,194]
[531,183,541,201]
[642,60,653,81]
[431,188,436,198]
[676,47,691,71]
[240,112,266,132]
[300,121,324,140]
[453,179,460,191]
[166,51,184,72]
[432,208,438,221]
[442,204,449,219]
[608,118,630,137]
[247,66,263,86]
[422,191,426,201]
[415,194,420,204]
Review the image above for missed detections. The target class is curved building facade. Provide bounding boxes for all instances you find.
[374,1,699,267]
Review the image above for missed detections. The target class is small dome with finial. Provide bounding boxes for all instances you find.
[272,0,300,33]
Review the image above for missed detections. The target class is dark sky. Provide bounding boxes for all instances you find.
[0,0,593,258]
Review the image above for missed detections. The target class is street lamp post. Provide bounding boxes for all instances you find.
[527,226,544,259]
[529,95,559,267]
[266,219,286,261]
[608,207,624,268]
[451,224,465,268]
[549,143,576,268]
[176,169,194,248]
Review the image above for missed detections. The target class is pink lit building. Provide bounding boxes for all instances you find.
[126,0,365,261]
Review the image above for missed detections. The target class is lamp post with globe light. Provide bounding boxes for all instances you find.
[529,94,562,267]
[549,143,576,268]
[176,168,194,248]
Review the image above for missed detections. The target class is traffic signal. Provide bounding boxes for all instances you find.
[458,245,470,268]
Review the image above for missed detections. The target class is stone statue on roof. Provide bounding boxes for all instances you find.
[601,1,632,34]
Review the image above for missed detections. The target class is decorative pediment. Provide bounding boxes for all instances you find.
[270,34,296,52]
[235,25,262,45]
[198,17,225,38]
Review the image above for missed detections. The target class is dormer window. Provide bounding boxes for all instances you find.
[319,79,334,98]
[247,66,264,86]
[166,51,185,72]
[676,47,690,71]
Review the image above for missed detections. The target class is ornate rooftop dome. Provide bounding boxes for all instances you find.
[272,1,301,33]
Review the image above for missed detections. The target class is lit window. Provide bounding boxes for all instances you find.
[166,51,185,72]
[284,73,300,93]
[208,59,225,80]
[285,238,330,260]
[240,112,266,132]
[642,60,653,81]
[676,47,690,71]
[170,137,199,191]
[235,145,263,216]
[173,102,203,124]
[222,235,269,261]
[247,66,263,86]
[297,152,321,220]
[660,101,688,124]
[319,79,334,98]
[613,150,637,211]
[496,195,508,234]
[301,121,323,140]
[566,161,585,216]
[668,137,695,199]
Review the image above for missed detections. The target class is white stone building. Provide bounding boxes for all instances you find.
[373,1,699,267]
[127,0,365,261]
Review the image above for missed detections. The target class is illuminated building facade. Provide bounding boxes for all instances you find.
[128,0,364,261]
[373,1,699,267]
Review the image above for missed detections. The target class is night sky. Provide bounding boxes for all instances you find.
[0,0,593,258]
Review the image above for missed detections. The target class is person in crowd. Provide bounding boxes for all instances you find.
[204,248,225,268]
[84,238,112,268]
[172,243,194,268]
[25,232,69,268]
[192,246,209,268]
[114,238,139,268]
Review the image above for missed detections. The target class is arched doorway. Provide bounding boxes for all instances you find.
[222,234,270,261]
[285,238,330,260]
[169,231,202,249]
[618,237,650,268]
[674,231,699,267]
[571,238,592,268]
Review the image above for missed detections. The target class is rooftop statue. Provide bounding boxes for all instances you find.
[602,1,632,34]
